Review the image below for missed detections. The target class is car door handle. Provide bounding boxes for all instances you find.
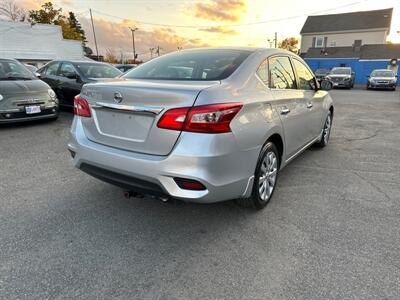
[281,107,290,115]
[306,102,313,109]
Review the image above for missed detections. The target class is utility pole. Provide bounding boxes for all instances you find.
[149,47,155,59]
[275,32,278,48]
[89,9,99,60]
[129,27,139,61]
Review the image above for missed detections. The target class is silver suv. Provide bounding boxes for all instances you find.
[68,48,333,209]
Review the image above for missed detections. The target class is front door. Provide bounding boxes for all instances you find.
[268,56,310,159]
[292,58,325,141]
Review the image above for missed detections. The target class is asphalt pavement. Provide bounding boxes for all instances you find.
[0,89,399,299]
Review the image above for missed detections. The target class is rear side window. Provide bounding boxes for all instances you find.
[123,50,251,81]
[292,59,316,90]
[268,56,297,89]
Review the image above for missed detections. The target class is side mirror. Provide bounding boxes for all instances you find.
[367,75,370,78]
[320,80,332,91]
[35,72,41,78]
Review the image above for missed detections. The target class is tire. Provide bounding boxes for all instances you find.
[236,142,279,209]
[315,111,332,148]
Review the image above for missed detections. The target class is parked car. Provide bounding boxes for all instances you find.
[114,64,137,73]
[367,69,397,90]
[326,67,355,88]
[0,58,58,123]
[37,60,122,107]
[68,48,334,209]
[314,68,330,83]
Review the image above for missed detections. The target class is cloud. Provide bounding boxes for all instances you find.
[199,26,238,35]
[79,17,209,60]
[192,0,246,22]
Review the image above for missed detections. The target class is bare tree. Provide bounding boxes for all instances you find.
[0,0,26,21]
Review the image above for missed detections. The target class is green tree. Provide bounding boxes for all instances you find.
[68,11,87,44]
[278,37,299,54]
[28,2,85,43]
[28,2,63,24]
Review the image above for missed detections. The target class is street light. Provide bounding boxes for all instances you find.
[129,27,139,60]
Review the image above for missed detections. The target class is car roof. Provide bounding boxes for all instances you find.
[51,60,108,65]
[177,47,301,59]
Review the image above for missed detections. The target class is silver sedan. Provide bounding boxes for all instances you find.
[68,47,333,209]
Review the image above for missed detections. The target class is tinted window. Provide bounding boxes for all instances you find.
[45,62,60,76]
[59,62,77,78]
[0,59,35,80]
[268,56,297,89]
[293,59,316,90]
[256,60,268,85]
[75,63,122,78]
[123,50,251,81]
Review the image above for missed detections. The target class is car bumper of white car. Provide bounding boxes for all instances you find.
[68,117,258,203]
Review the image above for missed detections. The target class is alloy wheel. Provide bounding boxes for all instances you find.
[323,113,332,144]
[258,151,278,202]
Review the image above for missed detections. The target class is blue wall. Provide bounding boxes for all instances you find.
[305,58,400,85]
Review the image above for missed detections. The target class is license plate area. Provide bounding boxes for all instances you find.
[93,109,154,142]
[25,105,41,114]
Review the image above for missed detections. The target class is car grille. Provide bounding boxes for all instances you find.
[377,81,389,84]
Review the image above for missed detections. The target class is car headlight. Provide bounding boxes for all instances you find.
[0,94,3,101]
[48,89,56,99]
[391,79,397,83]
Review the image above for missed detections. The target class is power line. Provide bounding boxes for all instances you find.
[90,0,372,29]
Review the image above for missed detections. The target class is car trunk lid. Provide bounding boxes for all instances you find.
[80,79,219,155]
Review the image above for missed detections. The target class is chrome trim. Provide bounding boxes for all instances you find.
[92,102,164,115]
[285,135,321,164]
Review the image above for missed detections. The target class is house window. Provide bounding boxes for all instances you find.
[315,36,324,48]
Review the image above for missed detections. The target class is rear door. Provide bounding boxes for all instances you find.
[292,58,324,141]
[80,79,220,156]
[268,56,309,158]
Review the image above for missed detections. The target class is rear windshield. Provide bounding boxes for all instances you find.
[75,63,122,78]
[0,59,36,80]
[330,68,351,75]
[122,50,252,81]
[371,70,394,77]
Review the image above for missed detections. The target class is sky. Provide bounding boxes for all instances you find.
[14,0,400,60]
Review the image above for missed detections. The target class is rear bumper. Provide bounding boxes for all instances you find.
[68,117,258,203]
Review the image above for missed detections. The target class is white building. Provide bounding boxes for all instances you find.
[300,8,393,55]
[0,20,86,67]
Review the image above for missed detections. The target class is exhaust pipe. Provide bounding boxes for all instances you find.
[124,191,169,203]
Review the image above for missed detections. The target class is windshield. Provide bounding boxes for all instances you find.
[122,49,252,81]
[75,63,122,78]
[371,70,394,77]
[0,59,36,80]
[330,68,351,75]
[315,69,329,75]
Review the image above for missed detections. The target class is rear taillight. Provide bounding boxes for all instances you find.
[157,107,190,131]
[74,95,91,117]
[157,103,242,134]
